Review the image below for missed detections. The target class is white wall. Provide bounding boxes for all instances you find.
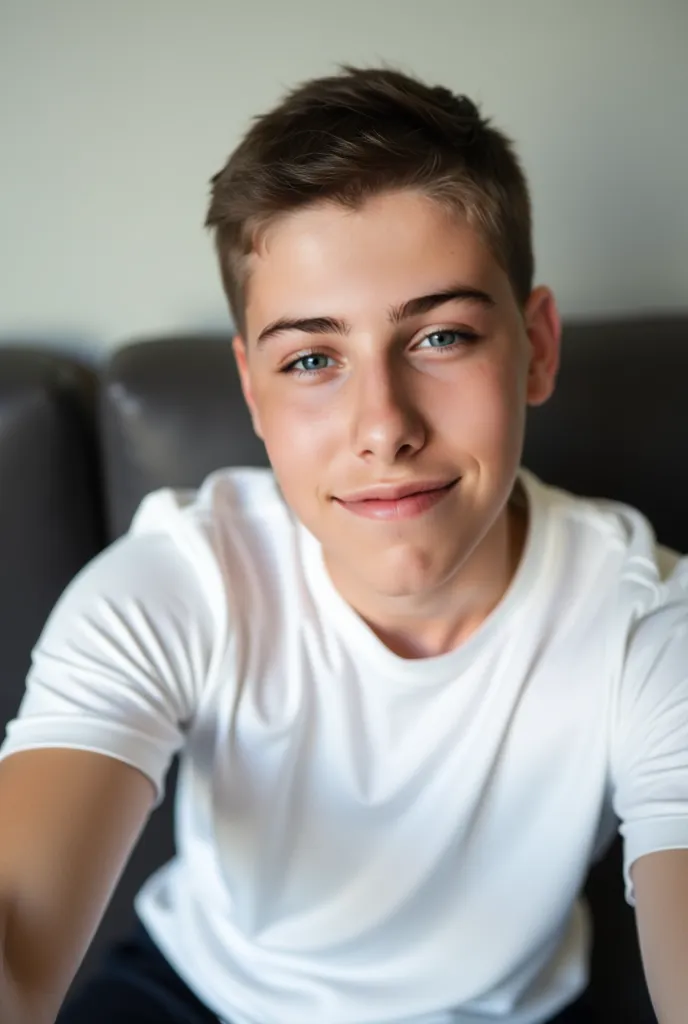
[1,0,686,361]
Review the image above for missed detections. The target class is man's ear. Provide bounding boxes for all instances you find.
[232,335,264,439]
[523,286,561,407]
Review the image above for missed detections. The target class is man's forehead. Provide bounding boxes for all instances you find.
[251,190,476,255]
[243,194,504,338]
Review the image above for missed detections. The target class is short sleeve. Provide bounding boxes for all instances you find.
[611,567,688,904]
[0,524,217,807]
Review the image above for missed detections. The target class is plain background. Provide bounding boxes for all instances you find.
[1,0,687,362]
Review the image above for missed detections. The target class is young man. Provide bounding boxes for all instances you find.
[0,66,687,1024]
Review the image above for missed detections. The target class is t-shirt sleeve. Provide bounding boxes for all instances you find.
[0,520,217,807]
[611,564,688,905]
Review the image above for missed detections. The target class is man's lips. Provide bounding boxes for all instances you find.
[333,478,459,521]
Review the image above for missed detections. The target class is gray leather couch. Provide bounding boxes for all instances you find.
[4,316,687,1021]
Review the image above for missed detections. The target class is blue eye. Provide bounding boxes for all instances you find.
[284,352,334,374]
[418,329,476,349]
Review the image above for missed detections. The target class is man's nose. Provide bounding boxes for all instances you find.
[350,363,427,465]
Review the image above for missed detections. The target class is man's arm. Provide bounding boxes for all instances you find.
[632,848,688,1024]
[0,748,155,1024]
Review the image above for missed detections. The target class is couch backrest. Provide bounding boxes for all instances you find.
[100,336,269,539]
[523,316,688,553]
[0,349,103,728]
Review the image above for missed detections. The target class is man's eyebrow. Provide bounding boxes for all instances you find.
[256,316,349,347]
[255,285,495,347]
[388,285,496,322]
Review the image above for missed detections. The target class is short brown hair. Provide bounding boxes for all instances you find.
[206,66,533,336]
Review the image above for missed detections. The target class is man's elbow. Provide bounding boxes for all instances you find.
[0,904,56,1024]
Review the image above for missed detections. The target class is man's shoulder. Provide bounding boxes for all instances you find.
[125,466,299,607]
[526,469,681,586]
[528,469,646,538]
[24,470,291,701]
[130,466,288,535]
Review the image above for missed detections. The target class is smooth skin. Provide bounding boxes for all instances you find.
[632,850,688,1023]
[0,749,155,1023]
[233,189,560,657]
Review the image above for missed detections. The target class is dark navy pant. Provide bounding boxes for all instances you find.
[57,917,598,1023]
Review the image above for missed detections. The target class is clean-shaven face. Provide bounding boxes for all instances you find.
[234,190,558,604]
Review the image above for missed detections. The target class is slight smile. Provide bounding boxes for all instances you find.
[333,479,460,521]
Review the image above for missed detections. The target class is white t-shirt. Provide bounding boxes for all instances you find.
[3,467,688,1024]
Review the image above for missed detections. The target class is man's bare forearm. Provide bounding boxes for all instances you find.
[633,850,688,1024]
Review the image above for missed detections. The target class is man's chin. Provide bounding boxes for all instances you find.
[327,544,463,603]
